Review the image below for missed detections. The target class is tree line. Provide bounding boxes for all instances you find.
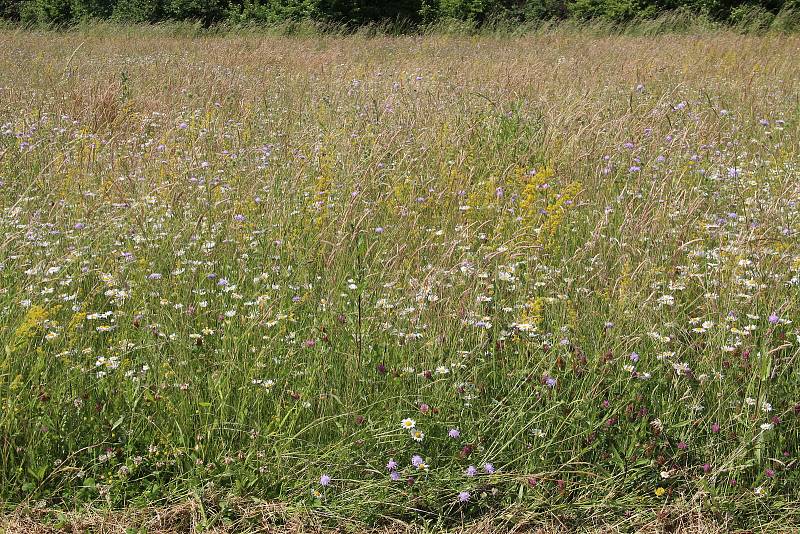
[0,0,796,29]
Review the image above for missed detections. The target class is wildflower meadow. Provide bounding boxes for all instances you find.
[0,28,798,533]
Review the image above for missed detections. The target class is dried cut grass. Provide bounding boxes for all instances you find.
[0,501,785,534]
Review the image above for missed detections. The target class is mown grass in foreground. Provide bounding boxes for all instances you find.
[0,29,798,531]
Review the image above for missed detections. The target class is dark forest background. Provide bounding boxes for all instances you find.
[0,0,797,30]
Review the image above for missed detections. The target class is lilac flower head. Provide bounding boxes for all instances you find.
[411,455,424,468]
[448,428,461,439]
[484,463,495,474]
[768,313,779,324]
[545,377,557,388]
[465,465,477,477]
[147,273,162,280]
[386,459,398,470]
[233,214,245,222]
[458,491,471,502]
[390,470,401,481]
[630,352,640,363]
[319,474,331,486]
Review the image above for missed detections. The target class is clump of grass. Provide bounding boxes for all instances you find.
[0,29,798,532]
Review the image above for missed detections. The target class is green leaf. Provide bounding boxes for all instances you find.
[111,415,125,431]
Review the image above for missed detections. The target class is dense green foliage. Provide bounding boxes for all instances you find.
[0,0,798,27]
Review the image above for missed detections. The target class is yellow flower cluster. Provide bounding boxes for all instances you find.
[10,305,50,351]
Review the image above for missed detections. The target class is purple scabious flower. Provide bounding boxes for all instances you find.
[319,474,331,486]
[458,491,471,503]
[768,313,780,324]
[390,470,401,481]
[147,273,162,280]
[448,428,461,439]
[484,463,495,474]
[386,459,398,470]
[465,466,477,477]
[630,352,639,363]
[411,455,423,468]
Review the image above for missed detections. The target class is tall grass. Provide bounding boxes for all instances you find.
[8,8,800,36]
[0,29,798,532]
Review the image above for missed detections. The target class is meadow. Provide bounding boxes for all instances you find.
[0,28,799,533]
